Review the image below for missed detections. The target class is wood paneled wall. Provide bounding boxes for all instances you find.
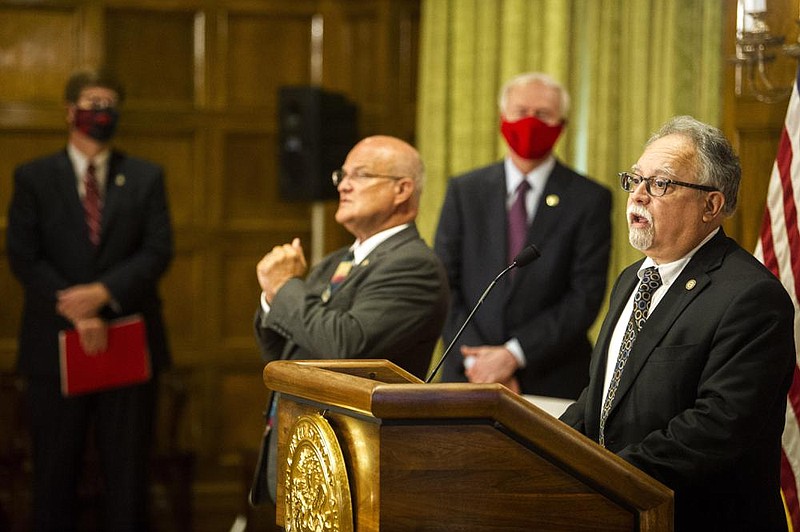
[722,0,798,249]
[1,0,797,524]
[0,0,419,474]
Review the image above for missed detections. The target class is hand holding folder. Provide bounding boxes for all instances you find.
[59,315,151,397]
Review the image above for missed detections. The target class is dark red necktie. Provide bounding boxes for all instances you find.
[83,163,101,246]
[507,180,531,265]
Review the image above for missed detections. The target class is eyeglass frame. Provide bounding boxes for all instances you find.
[618,171,719,197]
[331,168,408,187]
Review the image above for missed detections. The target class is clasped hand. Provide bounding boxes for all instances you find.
[256,238,308,303]
[56,283,112,355]
[462,344,521,394]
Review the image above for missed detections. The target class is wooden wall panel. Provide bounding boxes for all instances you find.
[222,131,307,224]
[105,8,198,106]
[218,371,270,459]
[220,244,264,348]
[0,6,82,104]
[225,11,313,108]
[160,250,205,362]
[0,1,421,526]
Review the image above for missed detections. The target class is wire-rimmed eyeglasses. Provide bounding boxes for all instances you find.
[618,171,719,197]
[331,168,408,187]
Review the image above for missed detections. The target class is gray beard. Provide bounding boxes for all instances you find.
[629,226,654,251]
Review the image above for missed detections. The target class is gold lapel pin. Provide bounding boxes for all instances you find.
[546,194,560,207]
[115,174,126,187]
[685,279,697,290]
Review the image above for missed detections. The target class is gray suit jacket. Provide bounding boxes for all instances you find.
[254,224,449,379]
[560,230,794,531]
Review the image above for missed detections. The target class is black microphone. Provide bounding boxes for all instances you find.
[425,244,541,383]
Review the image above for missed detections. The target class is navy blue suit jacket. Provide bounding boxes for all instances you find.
[7,148,173,378]
[434,160,612,398]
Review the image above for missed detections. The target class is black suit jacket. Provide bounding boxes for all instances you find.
[560,230,795,531]
[434,160,611,397]
[254,224,449,379]
[7,148,173,378]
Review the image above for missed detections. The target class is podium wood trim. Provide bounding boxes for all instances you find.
[264,359,673,531]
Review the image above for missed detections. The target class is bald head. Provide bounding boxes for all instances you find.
[350,135,425,197]
[334,135,425,241]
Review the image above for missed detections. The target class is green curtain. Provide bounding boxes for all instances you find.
[416,0,723,339]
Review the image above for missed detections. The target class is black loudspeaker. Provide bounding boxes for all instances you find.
[278,86,358,201]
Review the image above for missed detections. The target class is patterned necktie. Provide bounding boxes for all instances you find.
[321,250,355,302]
[83,163,102,246]
[507,180,531,265]
[598,266,662,447]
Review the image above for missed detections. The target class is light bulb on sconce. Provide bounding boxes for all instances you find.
[732,0,800,103]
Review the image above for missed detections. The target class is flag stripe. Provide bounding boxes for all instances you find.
[756,66,800,530]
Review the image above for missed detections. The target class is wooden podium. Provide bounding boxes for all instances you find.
[264,359,673,531]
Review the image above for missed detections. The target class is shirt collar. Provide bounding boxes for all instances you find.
[504,155,555,196]
[67,143,111,182]
[351,223,410,264]
[639,227,720,287]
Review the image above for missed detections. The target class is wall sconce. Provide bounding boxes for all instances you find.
[733,0,800,103]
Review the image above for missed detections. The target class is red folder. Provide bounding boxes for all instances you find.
[59,315,151,397]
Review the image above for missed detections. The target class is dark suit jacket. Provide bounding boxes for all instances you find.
[254,224,449,379]
[434,160,611,398]
[7,148,173,378]
[560,230,795,531]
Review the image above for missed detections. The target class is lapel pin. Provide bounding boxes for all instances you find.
[685,279,697,290]
[321,287,331,303]
[546,194,560,207]
[115,174,126,187]
[361,259,369,267]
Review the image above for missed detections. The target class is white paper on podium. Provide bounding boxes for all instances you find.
[524,395,574,418]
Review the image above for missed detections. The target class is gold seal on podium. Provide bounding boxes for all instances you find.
[284,413,353,532]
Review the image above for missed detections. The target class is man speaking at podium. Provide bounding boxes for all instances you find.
[251,135,449,503]
[560,116,795,531]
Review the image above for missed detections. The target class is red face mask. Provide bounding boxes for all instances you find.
[500,115,564,160]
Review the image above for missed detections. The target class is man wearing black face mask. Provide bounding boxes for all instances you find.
[6,68,173,531]
[434,72,612,400]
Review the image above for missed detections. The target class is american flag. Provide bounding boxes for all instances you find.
[753,66,800,530]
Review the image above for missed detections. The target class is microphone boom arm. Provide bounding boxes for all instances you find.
[424,264,514,383]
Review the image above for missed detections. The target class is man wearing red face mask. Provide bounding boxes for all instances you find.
[434,72,611,399]
[7,68,173,530]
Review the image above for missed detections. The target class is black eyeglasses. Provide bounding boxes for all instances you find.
[618,172,719,197]
[331,168,408,187]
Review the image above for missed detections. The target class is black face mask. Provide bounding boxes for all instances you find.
[73,107,119,142]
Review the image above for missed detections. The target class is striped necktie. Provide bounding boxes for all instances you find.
[83,162,102,246]
[508,180,531,266]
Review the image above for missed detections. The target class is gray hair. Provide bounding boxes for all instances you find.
[647,115,740,216]
[498,72,570,119]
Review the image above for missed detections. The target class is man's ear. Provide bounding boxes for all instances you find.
[393,178,415,205]
[65,103,76,127]
[702,190,725,222]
